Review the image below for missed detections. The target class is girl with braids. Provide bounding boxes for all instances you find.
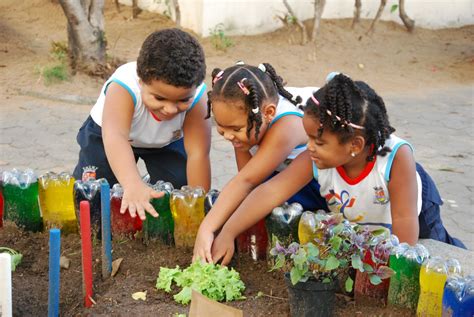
[193,62,328,263]
[208,73,464,265]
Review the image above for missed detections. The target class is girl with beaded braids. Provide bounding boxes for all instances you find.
[209,73,464,265]
[193,62,328,263]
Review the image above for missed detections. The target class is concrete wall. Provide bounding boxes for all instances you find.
[120,0,474,37]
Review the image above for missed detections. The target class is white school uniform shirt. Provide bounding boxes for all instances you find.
[90,62,207,148]
[313,134,422,231]
[249,87,317,171]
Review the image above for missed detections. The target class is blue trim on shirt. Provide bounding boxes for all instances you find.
[357,222,393,230]
[188,83,207,112]
[312,162,319,180]
[384,141,414,182]
[269,111,303,128]
[106,79,137,108]
[295,144,306,149]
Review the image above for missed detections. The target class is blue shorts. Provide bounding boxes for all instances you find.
[268,171,329,212]
[73,116,187,188]
[416,163,465,248]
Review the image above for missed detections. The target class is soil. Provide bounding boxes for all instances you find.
[0,0,472,316]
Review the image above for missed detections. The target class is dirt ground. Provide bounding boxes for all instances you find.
[0,0,473,316]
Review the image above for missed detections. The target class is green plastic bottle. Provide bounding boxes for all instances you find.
[2,169,43,232]
[143,181,174,245]
[387,243,429,311]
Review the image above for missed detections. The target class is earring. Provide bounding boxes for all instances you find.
[351,152,356,157]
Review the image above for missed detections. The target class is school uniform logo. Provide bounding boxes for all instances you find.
[325,189,364,222]
[373,186,389,205]
[171,129,183,142]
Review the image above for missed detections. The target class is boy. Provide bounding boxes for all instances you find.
[73,28,211,220]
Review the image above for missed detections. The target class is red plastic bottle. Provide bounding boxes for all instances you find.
[354,250,390,306]
[110,184,142,238]
[236,219,268,261]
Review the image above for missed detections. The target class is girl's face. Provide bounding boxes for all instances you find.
[140,79,196,121]
[212,99,268,150]
[303,114,354,169]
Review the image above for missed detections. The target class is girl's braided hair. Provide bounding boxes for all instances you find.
[305,74,395,161]
[207,63,302,140]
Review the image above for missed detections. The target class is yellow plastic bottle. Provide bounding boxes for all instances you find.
[39,172,77,233]
[416,256,448,317]
[298,211,318,244]
[170,186,205,248]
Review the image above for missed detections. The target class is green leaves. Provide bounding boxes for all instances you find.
[325,256,340,271]
[0,247,23,272]
[351,254,363,271]
[345,276,354,292]
[369,274,382,285]
[156,261,245,305]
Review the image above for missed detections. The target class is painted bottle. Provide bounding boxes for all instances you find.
[355,234,399,306]
[387,243,429,311]
[39,172,77,233]
[144,181,174,245]
[417,257,462,316]
[2,169,43,232]
[442,275,474,317]
[236,218,268,261]
[110,183,142,238]
[266,202,303,245]
[170,186,205,248]
[73,166,105,234]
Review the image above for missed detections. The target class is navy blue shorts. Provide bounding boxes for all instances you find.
[73,116,187,188]
[416,163,466,248]
[268,171,329,212]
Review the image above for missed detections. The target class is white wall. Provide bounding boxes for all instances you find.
[121,0,474,37]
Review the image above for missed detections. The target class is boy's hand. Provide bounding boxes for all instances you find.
[211,230,235,266]
[120,182,163,220]
[192,225,214,264]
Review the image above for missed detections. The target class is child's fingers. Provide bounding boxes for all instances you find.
[144,201,159,218]
[205,249,213,264]
[136,205,146,221]
[150,190,164,199]
[221,250,233,266]
[128,204,137,219]
[212,250,224,265]
[120,201,129,215]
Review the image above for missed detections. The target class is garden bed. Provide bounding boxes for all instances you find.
[1,224,414,316]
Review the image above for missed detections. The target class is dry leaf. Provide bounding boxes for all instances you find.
[111,258,123,277]
[60,256,71,269]
[132,291,147,301]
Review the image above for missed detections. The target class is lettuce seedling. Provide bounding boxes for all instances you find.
[0,247,23,271]
[156,261,246,305]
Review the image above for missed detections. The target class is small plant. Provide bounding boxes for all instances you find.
[0,247,23,271]
[270,212,395,291]
[209,23,234,51]
[36,41,69,85]
[156,260,245,305]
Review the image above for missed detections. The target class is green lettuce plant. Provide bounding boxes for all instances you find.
[156,261,245,305]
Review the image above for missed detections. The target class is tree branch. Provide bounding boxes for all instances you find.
[310,0,325,42]
[282,0,307,45]
[399,0,415,32]
[351,0,361,28]
[367,0,387,34]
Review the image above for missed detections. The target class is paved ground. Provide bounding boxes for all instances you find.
[0,85,472,249]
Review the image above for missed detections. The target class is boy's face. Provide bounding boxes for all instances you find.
[140,79,196,121]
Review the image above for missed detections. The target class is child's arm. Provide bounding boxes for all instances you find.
[182,95,212,191]
[211,151,314,265]
[193,116,307,262]
[102,83,162,220]
[387,145,419,245]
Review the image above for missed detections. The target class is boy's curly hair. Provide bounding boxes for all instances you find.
[137,28,206,87]
[305,74,396,161]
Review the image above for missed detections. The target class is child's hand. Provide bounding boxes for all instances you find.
[211,230,235,266]
[192,226,215,263]
[120,182,163,220]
